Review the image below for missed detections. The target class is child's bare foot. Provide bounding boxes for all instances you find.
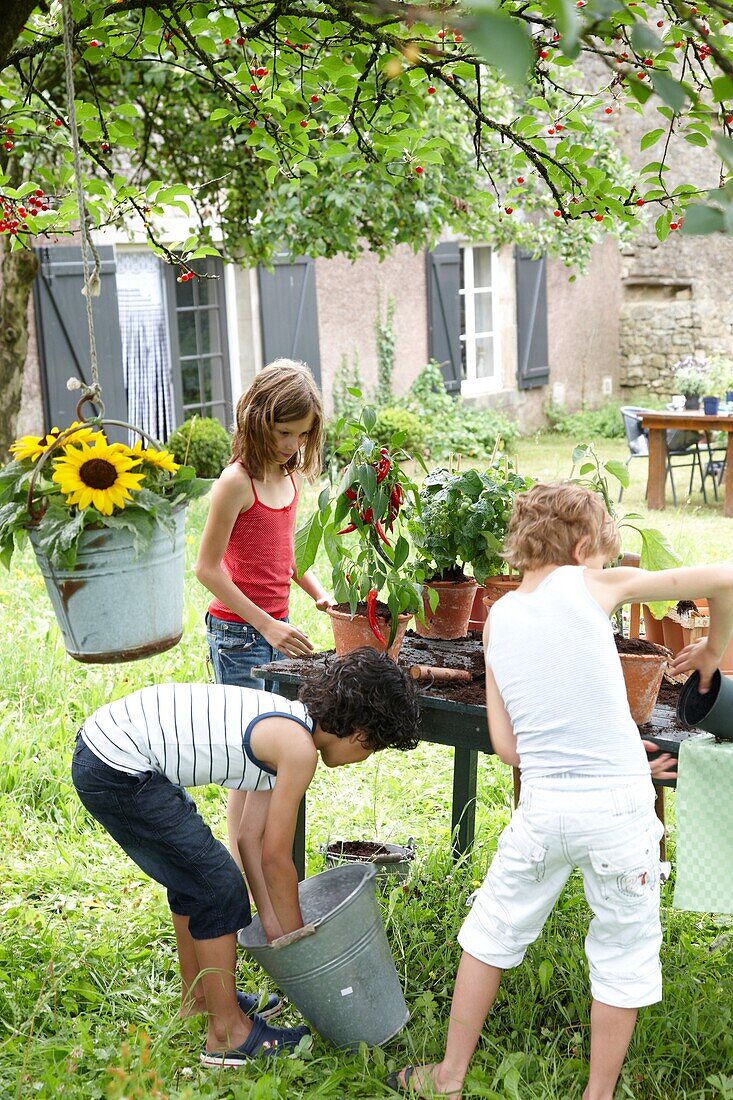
[386,1063,463,1097]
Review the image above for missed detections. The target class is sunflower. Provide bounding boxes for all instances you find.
[128,440,180,474]
[10,421,100,463]
[52,438,144,515]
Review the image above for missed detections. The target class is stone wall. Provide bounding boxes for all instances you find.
[615,101,733,399]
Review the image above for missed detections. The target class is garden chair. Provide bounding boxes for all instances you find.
[619,406,709,505]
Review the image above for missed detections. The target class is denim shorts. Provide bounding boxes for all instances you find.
[205,612,285,691]
[71,736,250,940]
[459,779,664,1008]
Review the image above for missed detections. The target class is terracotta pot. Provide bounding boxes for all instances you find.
[327,607,411,661]
[469,585,489,633]
[643,601,733,674]
[416,578,478,640]
[618,652,668,725]
[481,575,522,610]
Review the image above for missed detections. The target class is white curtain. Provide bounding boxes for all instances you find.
[116,250,175,443]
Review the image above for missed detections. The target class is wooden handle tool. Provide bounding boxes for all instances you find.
[409,665,472,683]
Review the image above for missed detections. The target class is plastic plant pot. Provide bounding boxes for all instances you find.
[703,395,720,416]
[677,669,733,740]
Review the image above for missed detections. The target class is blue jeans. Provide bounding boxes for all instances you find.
[205,612,285,691]
[71,736,250,940]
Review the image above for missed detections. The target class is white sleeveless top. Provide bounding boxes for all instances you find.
[486,565,648,781]
[80,683,313,790]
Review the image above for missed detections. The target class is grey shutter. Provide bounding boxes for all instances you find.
[515,248,549,390]
[34,245,128,429]
[427,242,462,393]
[258,254,321,384]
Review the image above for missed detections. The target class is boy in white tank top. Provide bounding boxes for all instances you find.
[389,483,733,1100]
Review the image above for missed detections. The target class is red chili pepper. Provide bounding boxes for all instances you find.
[344,487,358,502]
[361,508,373,524]
[375,458,391,484]
[375,519,392,547]
[366,589,386,645]
[337,523,357,535]
[386,484,403,531]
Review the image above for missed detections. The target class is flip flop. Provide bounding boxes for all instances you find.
[386,1065,417,1094]
[385,1065,461,1097]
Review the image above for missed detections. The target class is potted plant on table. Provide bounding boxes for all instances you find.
[407,458,533,639]
[672,355,710,410]
[295,405,424,659]
[0,417,209,663]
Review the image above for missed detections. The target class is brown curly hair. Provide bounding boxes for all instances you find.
[299,648,421,751]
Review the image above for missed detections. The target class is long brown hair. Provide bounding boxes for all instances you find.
[231,359,324,480]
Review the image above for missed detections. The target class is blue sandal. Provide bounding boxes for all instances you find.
[200,1015,310,1067]
[236,989,281,1019]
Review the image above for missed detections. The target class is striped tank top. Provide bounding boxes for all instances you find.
[486,565,648,781]
[209,468,298,623]
[80,683,313,789]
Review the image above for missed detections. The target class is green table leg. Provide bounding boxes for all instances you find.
[452,747,478,860]
[293,796,306,880]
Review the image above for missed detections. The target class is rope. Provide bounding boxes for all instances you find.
[61,0,103,414]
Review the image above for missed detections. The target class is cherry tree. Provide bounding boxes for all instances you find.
[1,0,732,448]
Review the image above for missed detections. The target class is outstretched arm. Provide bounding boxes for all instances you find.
[586,564,733,689]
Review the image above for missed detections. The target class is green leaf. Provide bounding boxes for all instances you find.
[294,513,322,576]
[464,7,533,87]
[681,204,725,235]
[650,71,689,114]
[655,212,671,242]
[604,459,630,488]
[640,128,664,151]
[711,76,733,102]
[630,23,663,55]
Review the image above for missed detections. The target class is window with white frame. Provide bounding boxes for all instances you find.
[459,245,501,393]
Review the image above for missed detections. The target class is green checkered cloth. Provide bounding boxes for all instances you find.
[673,735,733,914]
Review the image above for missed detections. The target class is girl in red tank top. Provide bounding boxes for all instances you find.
[195,359,333,864]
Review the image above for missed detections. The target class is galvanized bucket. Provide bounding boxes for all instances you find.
[238,863,408,1050]
[28,507,186,663]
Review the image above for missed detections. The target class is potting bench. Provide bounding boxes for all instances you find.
[256,634,690,877]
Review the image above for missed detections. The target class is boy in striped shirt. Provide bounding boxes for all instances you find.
[71,647,420,1068]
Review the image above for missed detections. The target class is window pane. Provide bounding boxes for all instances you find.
[460,337,468,380]
[178,312,197,358]
[175,276,195,309]
[197,310,221,356]
[473,247,492,289]
[196,276,216,307]
[181,360,201,406]
[474,291,493,334]
[474,336,494,380]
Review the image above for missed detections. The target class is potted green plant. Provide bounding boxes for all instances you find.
[672,355,710,410]
[0,417,209,662]
[408,460,533,639]
[295,405,424,659]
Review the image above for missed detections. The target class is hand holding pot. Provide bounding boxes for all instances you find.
[642,741,678,781]
[668,637,719,692]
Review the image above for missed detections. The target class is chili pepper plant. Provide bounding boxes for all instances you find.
[295,405,425,646]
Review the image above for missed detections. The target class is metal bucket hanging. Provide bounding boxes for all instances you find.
[28,509,186,663]
[26,406,187,664]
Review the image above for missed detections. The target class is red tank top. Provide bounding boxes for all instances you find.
[208,470,299,623]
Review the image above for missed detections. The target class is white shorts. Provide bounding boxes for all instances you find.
[459,778,664,1008]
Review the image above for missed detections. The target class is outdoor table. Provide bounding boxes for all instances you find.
[640,410,733,516]
[256,634,688,878]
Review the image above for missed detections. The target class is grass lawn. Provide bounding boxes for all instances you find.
[1,433,732,1099]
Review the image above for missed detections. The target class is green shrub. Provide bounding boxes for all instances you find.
[374,405,428,456]
[545,401,626,440]
[167,416,231,479]
[404,363,520,459]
